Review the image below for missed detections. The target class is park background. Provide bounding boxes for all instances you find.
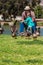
[0,0,43,65]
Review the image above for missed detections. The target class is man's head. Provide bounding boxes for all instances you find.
[24,6,31,14]
[24,6,30,11]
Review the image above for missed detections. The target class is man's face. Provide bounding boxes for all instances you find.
[25,10,29,13]
[25,9,31,13]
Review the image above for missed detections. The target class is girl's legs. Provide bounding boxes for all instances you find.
[26,27,32,36]
[32,26,36,34]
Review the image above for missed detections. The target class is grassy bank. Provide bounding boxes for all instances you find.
[0,35,43,65]
[37,22,43,26]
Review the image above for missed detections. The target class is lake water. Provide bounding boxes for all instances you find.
[3,25,43,36]
[3,25,11,35]
[40,28,43,36]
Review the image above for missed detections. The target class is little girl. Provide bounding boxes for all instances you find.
[24,11,36,35]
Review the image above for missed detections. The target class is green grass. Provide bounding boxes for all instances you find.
[37,22,43,26]
[0,35,43,65]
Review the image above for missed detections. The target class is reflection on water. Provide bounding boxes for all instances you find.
[40,28,43,36]
[3,25,43,36]
[3,25,11,35]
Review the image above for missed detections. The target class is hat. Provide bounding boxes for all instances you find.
[24,6,30,10]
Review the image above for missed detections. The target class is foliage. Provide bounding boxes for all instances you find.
[0,0,43,19]
[32,0,41,7]
[34,5,43,18]
[0,0,28,16]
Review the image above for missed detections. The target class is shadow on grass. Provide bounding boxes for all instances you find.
[25,59,43,64]
[2,59,20,64]
[2,59,43,64]
[17,40,43,45]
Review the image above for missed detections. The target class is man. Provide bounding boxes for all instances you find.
[20,6,39,36]
[20,6,30,34]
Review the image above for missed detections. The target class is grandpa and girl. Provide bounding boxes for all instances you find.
[19,6,39,37]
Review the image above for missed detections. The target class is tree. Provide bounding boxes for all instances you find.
[32,0,41,7]
[34,5,43,18]
[0,0,29,16]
